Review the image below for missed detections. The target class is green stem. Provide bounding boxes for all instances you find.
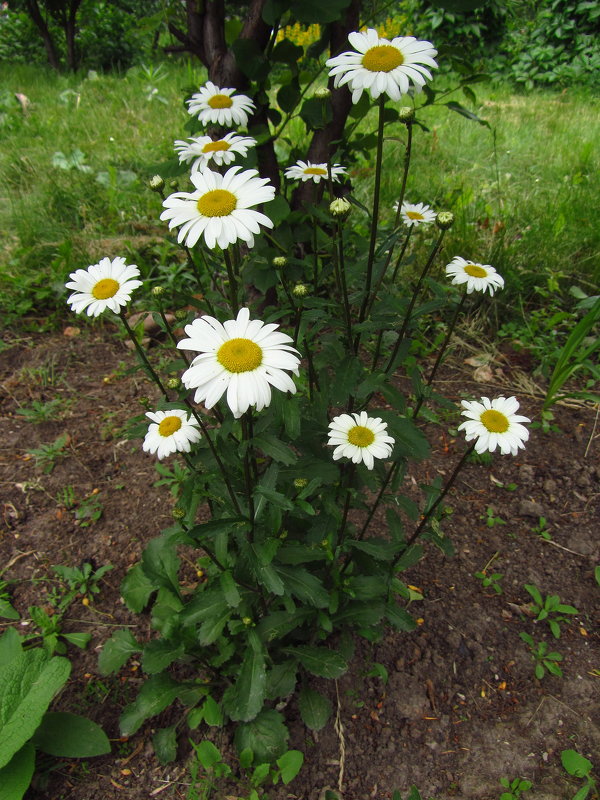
[119,311,169,399]
[384,228,447,374]
[183,244,216,317]
[241,414,255,529]
[336,219,353,349]
[223,248,239,316]
[390,227,413,283]
[412,292,467,420]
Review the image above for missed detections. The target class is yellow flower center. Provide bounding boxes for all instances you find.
[406,211,424,220]
[464,264,488,278]
[92,278,120,300]
[362,45,404,73]
[202,140,231,153]
[480,409,509,434]
[197,189,237,217]
[158,416,183,437]
[217,338,263,373]
[304,167,327,175]
[347,425,375,447]
[207,93,233,109]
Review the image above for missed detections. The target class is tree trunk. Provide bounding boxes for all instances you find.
[25,0,61,70]
[65,0,82,71]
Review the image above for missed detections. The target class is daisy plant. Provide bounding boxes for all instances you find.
[72,20,528,780]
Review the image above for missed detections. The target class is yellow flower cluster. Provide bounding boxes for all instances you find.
[276,17,410,50]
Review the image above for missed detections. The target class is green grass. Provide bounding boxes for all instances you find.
[1,62,598,326]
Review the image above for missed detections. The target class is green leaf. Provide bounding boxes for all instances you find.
[348,538,399,561]
[274,566,329,608]
[445,100,490,127]
[0,599,19,621]
[181,587,228,626]
[33,712,110,757]
[386,603,417,632]
[277,749,304,784]
[231,39,268,81]
[62,632,91,649]
[0,742,35,800]
[98,629,139,675]
[0,649,71,768]
[377,414,430,460]
[153,725,177,765]
[290,0,352,23]
[120,672,181,737]
[299,687,331,731]
[220,571,241,607]
[222,647,267,722]
[0,628,22,667]
[195,740,222,770]
[524,584,543,607]
[284,646,347,678]
[142,639,185,674]
[272,38,304,65]
[266,661,298,700]
[198,607,232,646]
[234,709,289,763]
[332,600,385,628]
[395,544,424,571]
[121,563,155,613]
[561,749,593,778]
[254,485,294,512]
[142,537,181,597]
[572,786,591,800]
[202,695,224,727]
[277,82,301,114]
[253,434,297,465]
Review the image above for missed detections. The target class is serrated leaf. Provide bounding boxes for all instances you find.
[274,566,329,608]
[0,742,35,800]
[181,587,228,626]
[153,725,177,764]
[253,434,297,465]
[299,687,331,731]
[142,639,185,674]
[121,563,155,613]
[284,646,347,678]
[222,648,266,722]
[220,571,241,607]
[0,649,71,768]
[0,599,19,621]
[98,629,139,675]
[198,607,231,645]
[266,661,298,700]
[386,603,416,632]
[141,537,181,597]
[348,538,398,561]
[120,672,180,737]
[234,709,289,763]
[33,712,110,757]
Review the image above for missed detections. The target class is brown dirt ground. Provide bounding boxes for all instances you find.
[1,324,599,800]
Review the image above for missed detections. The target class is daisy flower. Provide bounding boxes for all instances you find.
[143,409,201,460]
[160,166,275,250]
[445,257,505,296]
[393,200,436,227]
[186,81,255,127]
[326,29,438,104]
[284,160,347,184]
[178,307,301,418]
[458,396,530,456]
[65,257,142,317]
[174,132,257,172]
[327,411,395,470]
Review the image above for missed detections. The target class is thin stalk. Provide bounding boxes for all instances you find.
[390,227,413,283]
[156,301,189,364]
[242,414,255,529]
[183,244,216,317]
[223,248,239,315]
[412,292,467,420]
[335,463,355,557]
[119,311,169,399]
[384,228,447,374]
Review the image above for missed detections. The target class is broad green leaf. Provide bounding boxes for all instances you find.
[445,100,490,128]
[120,672,181,737]
[202,695,224,727]
[0,742,35,800]
[266,661,298,700]
[222,648,266,722]
[98,629,139,675]
[395,544,424,571]
[141,537,181,597]
[298,687,331,731]
[277,544,326,565]
[274,566,329,608]
[234,709,289,763]
[561,749,593,778]
[277,749,304,784]
[142,639,185,674]
[220,571,241,607]
[348,538,398,561]
[257,608,313,643]
[62,632,91,649]
[253,434,298,466]
[0,649,71,768]
[0,628,22,667]
[386,603,417,632]
[181,587,228,626]
[33,712,110,757]
[284,646,347,679]
[195,740,222,769]
[291,0,352,25]
[0,599,19,621]
[333,600,385,628]
[120,563,155,613]
[254,485,294,512]
[198,607,232,645]
[153,725,177,765]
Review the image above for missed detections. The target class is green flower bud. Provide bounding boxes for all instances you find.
[293,477,308,489]
[330,197,351,219]
[292,283,309,299]
[166,377,180,389]
[149,174,164,192]
[175,309,188,321]
[169,180,178,190]
[436,211,455,230]
[398,106,415,124]
[314,87,331,99]
[152,285,164,297]
[242,616,253,626]
[172,506,185,519]
[272,256,287,269]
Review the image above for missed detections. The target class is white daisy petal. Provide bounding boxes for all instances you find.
[393,200,437,228]
[186,81,255,128]
[458,396,530,456]
[143,410,201,460]
[326,412,395,470]
[284,160,347,184]
[445,257,505,296]
[65,257,142,317]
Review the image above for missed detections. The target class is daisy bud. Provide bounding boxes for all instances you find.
[314,87,331,99]
[138,396,151,409]
[293,477,308,489]
[242,616,253,626]
[172,506,186,519]
[272,256,287,269]
[166,377,180,389]
[169,180,178,190]
[149,175,164,192]
[292,283,309,298]
[330,197,352,218]
[175,309,188,321]
[152,285,164,296]
[398,106,415,124]
[436,211,455,230]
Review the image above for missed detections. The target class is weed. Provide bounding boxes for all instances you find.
[475,570,503,595]
[519,632,563,679]
[28,433,70,473]
[15,397,72,423]
[524,584,578,638]
[74,491,104,527]
[498,776,533,799]
[25,605,92,655]
[52,560,113,605]
[481,506,506,528]
[0,579,19,620]
[531,516,552,540]
[56,484,77,510]
[561,749,597,800]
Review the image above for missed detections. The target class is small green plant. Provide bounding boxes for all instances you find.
[481,506,506,528]
[0,628,110,800]
[0,579,19,620]
[73,491,104,527]
[27,434,69,473]
[524,584,578,638]
[561,749,597,800]
[15,398,72,423]
[475,569,503,595]
[25,605,91,655]
[531,516,552,541]
[498,776,533,800]
[56,485,76,510]
[519,632,563,679]
[52,561,113,605]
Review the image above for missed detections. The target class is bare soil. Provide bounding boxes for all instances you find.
[1,325,599,800]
